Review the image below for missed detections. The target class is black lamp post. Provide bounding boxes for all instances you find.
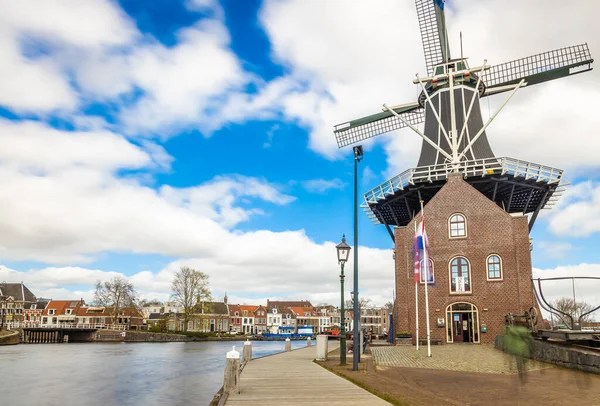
[352,145,363,371]
[336,235,351,365]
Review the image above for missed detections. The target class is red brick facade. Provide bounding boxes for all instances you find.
[394,174,537,344]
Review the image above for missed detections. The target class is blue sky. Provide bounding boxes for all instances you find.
[0,0,599,310]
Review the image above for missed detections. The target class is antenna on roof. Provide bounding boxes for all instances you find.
[460,31,463,60]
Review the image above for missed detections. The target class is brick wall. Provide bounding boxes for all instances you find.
[394,174,537,344]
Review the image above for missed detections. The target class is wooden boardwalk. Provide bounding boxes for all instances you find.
[225,343,390,405]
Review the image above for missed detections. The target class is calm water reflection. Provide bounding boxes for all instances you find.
[0,339,314,406]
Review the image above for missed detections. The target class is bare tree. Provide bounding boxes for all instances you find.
[171,266,212,331]
[94,276,137,325]
[552,297,595,327]
[345,297,373,310]
[384,301,394,310]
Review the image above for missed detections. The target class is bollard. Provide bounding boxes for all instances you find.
[224,346,240,394]
[316,335,328,361]
[285,338,292,352]
[242,339,252,364]
[306,337,312,347]
[63,334,69,343]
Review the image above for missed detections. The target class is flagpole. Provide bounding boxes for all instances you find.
[414,221,419,351]
[420,200,432,357]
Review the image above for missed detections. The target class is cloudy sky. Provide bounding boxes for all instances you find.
[0,0,599,315]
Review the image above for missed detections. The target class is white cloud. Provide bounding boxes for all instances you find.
[0,237,395,307]
[536,241,577,260]
[302,178,346,193]
[0,121,294,263]
[542,181,600,237]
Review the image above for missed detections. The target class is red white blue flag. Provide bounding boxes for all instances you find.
[416,213,430,283]
[413,231,421,284]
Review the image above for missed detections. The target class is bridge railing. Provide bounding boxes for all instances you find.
[7,322,131,330]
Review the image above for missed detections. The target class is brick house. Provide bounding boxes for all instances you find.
[75,305,144,329]
[42,299,85,327]
[0,282,37,326]
[23,299,50,326]
[228,304,242,333]
[190,300,229,332]
[253,305,267,334]
[394,174,538,344]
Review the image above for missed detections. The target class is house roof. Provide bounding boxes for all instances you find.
[239,305,257,316]
[76,306,143,318]
[267,300,313,310]
[290,306,317,317]
[196,301,228,315]
[0,282,36,303]
[43,299,84,316]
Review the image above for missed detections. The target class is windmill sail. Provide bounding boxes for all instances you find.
[416,0,450,76]
[482,44,593,96]
[334,104,423,148]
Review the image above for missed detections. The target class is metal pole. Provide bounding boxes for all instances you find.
[340,263,346,365]
[353,146,361,371]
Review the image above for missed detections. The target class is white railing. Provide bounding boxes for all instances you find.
[4,322,130,330]
[362,156,564,224]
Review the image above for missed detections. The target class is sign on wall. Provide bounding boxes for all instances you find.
[456,276,465,292]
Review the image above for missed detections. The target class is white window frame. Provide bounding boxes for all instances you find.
[448,213,467,238]
[486,254,503,281]
[420,258,435,284]
[449,256,472,294]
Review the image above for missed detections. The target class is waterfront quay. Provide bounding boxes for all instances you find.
[224,342,390,405]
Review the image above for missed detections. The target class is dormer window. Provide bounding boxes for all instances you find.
[49,309,56,315]
[65,309,72,315]
[449,214,467,238]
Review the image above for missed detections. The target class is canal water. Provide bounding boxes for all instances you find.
[0,339,314,406]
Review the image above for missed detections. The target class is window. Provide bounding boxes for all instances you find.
[420,258,435,284]
[487,255,503,280]
[234,311,239,316]
[49,309,56,315]
[450,257,471,293]
[449,214,467,238]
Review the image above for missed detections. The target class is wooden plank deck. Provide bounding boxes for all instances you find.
[225,343,390,405]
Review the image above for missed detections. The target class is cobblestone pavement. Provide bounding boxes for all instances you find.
[372,344,552,374]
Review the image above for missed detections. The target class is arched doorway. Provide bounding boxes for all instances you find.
[445,302,480,343]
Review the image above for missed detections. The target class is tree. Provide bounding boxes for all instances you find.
[345,296,373,310]
[171,266,212,331]
[384,301,394,311]
[552,297,595,327]
[94,276,137,326]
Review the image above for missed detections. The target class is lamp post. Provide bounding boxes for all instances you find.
[336,235,351,365]
[352,145,363,371]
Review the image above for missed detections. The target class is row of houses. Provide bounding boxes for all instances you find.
[0,282,143,330]
[1,282,392,335]
[143,296,393,335]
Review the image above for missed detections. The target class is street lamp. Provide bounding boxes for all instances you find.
[352,145,363,371]
[336,235,351,365]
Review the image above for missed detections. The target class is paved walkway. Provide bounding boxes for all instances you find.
[225,343,390,405]
[372,344,552,374]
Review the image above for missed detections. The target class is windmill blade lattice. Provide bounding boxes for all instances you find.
[334,106,424,148]
[415,0,449,76]
[482,44,593,95]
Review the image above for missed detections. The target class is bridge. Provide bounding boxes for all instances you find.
[4,322,130,344]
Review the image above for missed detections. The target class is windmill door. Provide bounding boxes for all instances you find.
[452,313,464,342]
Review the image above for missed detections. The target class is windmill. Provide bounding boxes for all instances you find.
[334,0,593,240]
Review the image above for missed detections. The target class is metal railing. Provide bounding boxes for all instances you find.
[362,157,564,224]
[5,321,130,330]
